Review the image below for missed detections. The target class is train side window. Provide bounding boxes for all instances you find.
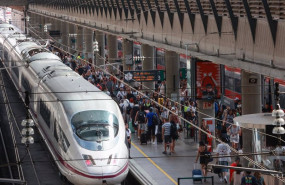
[39,100,51,128]
[22,76,31,93]
[54,120,70,152]
[0,43,2,56]
[235,78,241,93]
[54,119,59,142]
[13,67,19,79]
[61,131,70,152]
[4,50,9,61]
[279,85,285,108]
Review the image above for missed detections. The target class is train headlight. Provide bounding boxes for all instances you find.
[82,154,96,167]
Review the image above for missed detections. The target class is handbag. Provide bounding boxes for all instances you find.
[204,151,213,163]
[213,166,222,174]
[155,125,158,135]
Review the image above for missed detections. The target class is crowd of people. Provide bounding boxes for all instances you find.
[48,44,270,184]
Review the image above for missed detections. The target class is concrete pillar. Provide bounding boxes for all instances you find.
[107,34,117,74]
[95,30,105,67]
[33,13,40,34]
[241,70,262,166]
[76,26,84,56]
[84,28,94,64]
[165,50,180,99]
[54,19,60,31]
[68,23,76,54]
[50,18,56,31]
[61,21,69,52]
[197,100,215,130]
[28,12,35,37]
[40,15,46,39]
[142,44,155,93]
[123,39,133,71]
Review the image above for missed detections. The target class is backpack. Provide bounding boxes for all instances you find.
[138,111,145,123]
[126,105,132,114]
[170,122,178,139]
[120,106,124,114]
[152,114,159,125]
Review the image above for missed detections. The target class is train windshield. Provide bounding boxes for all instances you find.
[71,110,119,142]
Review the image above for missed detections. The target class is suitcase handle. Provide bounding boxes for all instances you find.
[194,163,200,169]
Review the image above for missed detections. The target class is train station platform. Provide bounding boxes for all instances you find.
[129,132,226,185]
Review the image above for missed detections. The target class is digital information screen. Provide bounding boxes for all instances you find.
[124,70,163,82]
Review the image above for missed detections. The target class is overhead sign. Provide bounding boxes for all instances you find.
[124,70,165,82]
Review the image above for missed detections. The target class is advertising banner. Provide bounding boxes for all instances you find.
[196,61,221,99]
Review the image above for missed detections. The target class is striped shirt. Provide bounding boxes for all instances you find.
[162,122,171,136]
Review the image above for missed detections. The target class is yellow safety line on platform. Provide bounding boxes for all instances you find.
[132,142,178,185]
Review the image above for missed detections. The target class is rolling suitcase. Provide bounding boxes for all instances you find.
[156,133,163,143]
[155,124,163,143]
[140,132,148,144]
[192,164,203,183]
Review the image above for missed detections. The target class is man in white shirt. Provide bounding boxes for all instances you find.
[116,87,126,101]
[216,137,231,183]
[159,81,165,96]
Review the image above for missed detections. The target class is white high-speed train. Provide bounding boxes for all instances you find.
[0,23,129,185]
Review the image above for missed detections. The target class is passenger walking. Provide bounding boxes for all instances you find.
[131,101,140,133]
[231,164,243,185]
[169,114,179,153]
[159,81,165,96]
[229,157,240,183]
[195,141,210,181]
[223,109,235,139]
[216,137,231,183]
[227,122,241,150]
[241,167,258,185]
[200,120,209,144]
[135,106,146,139]
[125,123,132,159]
[146,107,157,144]
[162,117,172,155]
[254,172,266,185]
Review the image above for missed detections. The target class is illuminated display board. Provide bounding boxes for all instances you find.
[124,70,164,82]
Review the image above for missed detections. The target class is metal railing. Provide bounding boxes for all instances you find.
[178,176,214,185]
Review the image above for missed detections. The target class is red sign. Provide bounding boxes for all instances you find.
[196,61,221,99]
[202,102,213,109]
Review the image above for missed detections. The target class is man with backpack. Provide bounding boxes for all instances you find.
[146,107,158,144]
[135,106,146,139]
[131,101,140,133]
